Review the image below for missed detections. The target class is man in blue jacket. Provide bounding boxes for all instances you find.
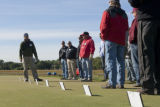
[128,0,160,95]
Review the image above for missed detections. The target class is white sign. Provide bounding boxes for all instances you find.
[59,82,65,91]
[45,80,49,87]
[127,91,144,107]
[83,85,92,96]
[35,79,39,85]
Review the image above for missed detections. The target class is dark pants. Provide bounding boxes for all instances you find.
[138,20,160,91]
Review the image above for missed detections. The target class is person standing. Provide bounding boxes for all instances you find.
[129,8,140,87]
[128,0,160,95]
[59,41,68,80]
[99,34,108,81]
[76,35,84,80]
[66,41,77,80]
[19,33,43,82]
[80,32,95,82]
[100,0,128,89]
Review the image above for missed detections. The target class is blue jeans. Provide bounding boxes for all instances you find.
[101,56,108,80]
[81,58,92,80]
[76,59,84,79]
[61,59,68,79]
[130,44,140,85]
[125,59,136,81]
[105,40,125,87]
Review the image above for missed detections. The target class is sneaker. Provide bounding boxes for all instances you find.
[36,78,43,82]
[102,85,116,89]
[88,78,92,82]
[117,85,124,89]
[137,89,154,95]
[81,78,88,82]
[25,79,28,82]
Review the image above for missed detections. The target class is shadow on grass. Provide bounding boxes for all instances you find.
[92,95,102,97]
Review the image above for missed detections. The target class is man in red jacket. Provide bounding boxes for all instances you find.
[79,32,95,81]
[100,0,128,89]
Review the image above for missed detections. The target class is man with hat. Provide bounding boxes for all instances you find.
[100,0,129,89]
[19,33,43,82]
[128,0,160,95]
[79,32,95,82]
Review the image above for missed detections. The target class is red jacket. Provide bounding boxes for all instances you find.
[100,6,129,46]
[79,36,95,58]
[129,18,138,44]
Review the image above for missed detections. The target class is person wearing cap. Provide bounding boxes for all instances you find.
[59,41,68,80]
[76,35,84,80]
[129,8,140,87]
[66,41,77,80]
[100,0,129,89]
[19,33,43,82]
[128,0,160,95]
[79,32,95,81]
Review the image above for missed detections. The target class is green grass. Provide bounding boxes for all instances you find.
[0,76,159,107]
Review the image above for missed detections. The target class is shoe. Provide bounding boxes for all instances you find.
[81,78,88,82]
[25,79,28,82]
[36,78,43,82]
[137,89,154,95]
[102,85,116,89]
[117,85,124,89]
[88,78,92,82]
[133,84,141,87]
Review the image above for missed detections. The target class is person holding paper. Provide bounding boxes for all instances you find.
[19,33,43,82]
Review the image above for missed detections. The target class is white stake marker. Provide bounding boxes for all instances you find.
[83,85,92,96]
[35,79,39,85]
[127,91,144,107]
[59,82,65,91]
[45,80,49,87]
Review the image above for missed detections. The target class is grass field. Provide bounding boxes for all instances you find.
[0,76,160,107]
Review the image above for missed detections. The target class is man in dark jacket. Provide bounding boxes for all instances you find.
[100,0,128,89]
[19,33,43,82]
[128,0,160,95]
[59,41,68,80]
[66,41,77,80]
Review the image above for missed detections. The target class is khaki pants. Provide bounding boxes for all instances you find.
[23,57,38,80]
[67,59,76,79]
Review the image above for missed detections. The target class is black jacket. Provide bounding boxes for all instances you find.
[66,45,77,60]
[59,46,68,60]
[128,0,160,20]
[19,39,38,59]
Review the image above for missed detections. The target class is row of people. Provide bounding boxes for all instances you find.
[59,32,95,81]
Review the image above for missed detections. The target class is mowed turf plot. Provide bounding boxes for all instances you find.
[0,76,160,107]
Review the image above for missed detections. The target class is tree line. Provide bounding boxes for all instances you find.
[0,57,102,70]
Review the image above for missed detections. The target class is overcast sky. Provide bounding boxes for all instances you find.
[0,0,133,62]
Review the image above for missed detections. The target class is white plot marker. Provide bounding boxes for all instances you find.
[59,82,66,91]
[45,80,49,87]
[127,91,144,107]
[35,79,39,85]
[83,85,92,96]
